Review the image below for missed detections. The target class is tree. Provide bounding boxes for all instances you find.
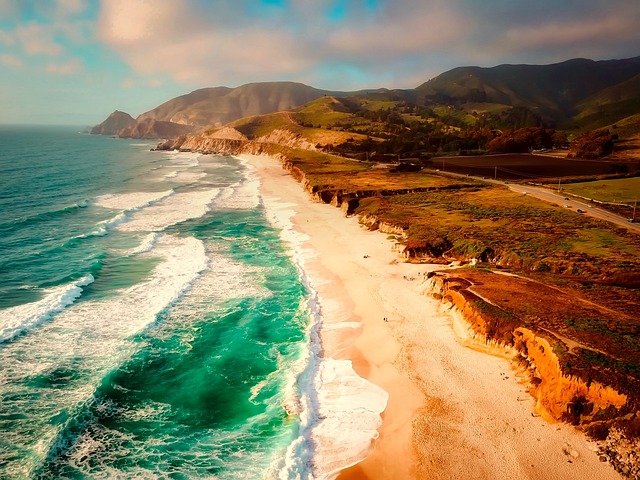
[567,129,614,159]
[486,127,554,153]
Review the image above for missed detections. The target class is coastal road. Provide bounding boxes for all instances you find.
[441,171,640,233]
[507,183,640,233]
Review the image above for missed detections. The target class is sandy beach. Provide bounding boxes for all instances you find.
[241,153,621,480]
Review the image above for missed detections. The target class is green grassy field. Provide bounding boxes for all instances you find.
[563,177,640,204]
[278,146,640,278]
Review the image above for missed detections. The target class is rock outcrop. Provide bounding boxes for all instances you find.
[90,110,135,135]
[93,81,362,139]
[154,127,316,156]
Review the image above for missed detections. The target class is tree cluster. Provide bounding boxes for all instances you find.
[486,127,566,153]
[567,129,615,159]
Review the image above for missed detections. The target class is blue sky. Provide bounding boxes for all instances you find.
[1,0,639,125]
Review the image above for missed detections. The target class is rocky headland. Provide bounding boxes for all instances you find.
[90,110,135,135]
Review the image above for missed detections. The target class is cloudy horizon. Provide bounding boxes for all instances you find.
[1,0,639,125]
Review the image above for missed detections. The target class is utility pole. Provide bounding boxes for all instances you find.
[442,158,445,171]
[634,198,638,221]
[494,166,497,180]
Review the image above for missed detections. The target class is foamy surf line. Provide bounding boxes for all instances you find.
[0,234,208,477]
[0,274,94,344]
[215,157,261,210]
[241,155,388,479]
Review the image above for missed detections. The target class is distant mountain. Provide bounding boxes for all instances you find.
[93,82,388,139]
[137,82,334,128]
[93,56,640,139]
[415,57,640,127]
[90,110,135,135]
[575,73,640,130]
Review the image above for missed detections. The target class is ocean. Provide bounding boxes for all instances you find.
[0,126,318,479]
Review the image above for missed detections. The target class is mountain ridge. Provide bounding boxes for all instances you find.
[92,56,640,139]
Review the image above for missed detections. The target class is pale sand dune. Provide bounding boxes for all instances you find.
[240,154,620,480]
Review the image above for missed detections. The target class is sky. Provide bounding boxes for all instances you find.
[0,0,639,125]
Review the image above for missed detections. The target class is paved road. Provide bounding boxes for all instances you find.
[445,172,640,233]
[507,183,640,233]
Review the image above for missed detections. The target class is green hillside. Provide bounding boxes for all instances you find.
[415,57,640,128]
[94,56,640,143]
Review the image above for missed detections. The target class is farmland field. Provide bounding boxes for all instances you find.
[561,177,640,204]
[425,154,639,180]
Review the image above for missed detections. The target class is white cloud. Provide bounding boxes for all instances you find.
[96,0,311,85]
[0,53,23,67]
[0,0,19,17]
[0,29,16,46]
[45,57,83,75]
[94,0,640,90]
[16,23,64,56]
[501,11,639,58]
[95,0,473,88]
[55,0,87,16]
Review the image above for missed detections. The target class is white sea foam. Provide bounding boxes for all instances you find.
[310,359,388,479]
[214,179,261,210]
[259,187,388,480]
[95,190,174,210]
[0,274,94,344]
[2,235,205,349]
[164,151,201,166]
[170,171,208,183]
[73,211,129,239]
[97,212,128,230]
[118,189,219,232]
[126,232,161,255]
[214,162,261,210]
[0,234,208,477]
[152,249,267,330]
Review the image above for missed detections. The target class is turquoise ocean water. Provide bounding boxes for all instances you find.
[0,126,314,478]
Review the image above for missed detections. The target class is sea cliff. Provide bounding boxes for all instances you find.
[154,130,639,477]
[420,272,639,477]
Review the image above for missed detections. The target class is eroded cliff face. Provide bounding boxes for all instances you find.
[255,129,317,151]
[421,272,639,478]
[421,273,629,422]
[154,128,315,156]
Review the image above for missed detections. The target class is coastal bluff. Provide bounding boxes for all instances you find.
[420,272,638,476]
[152,131,640,478]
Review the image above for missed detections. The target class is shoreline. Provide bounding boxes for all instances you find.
[240,153,621,479]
